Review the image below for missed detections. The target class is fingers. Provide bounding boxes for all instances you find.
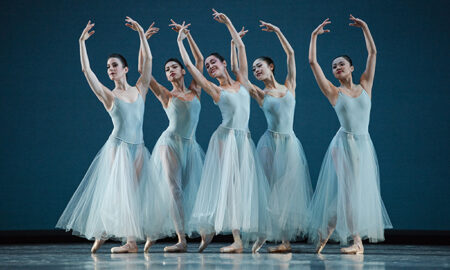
[149,22,155,28]
[89,30,95,36]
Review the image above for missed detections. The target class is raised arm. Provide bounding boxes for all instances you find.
[230,27,264,105]
[177,24,221,102]
[350,15,376,97]
[260,21,296,93]
[169,19,204,95]
[309,18,338,105]
[212,9,248,82]
[125,16,152,97]
[79,21,114,110]
[137,23,171,106]
[230,26,248,77]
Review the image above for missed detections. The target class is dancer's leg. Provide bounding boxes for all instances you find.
[220,229,244,253]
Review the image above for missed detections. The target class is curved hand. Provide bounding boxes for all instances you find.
[349,14,367,29]
[177,22,191,42]
[312,18,331,36]
[125,16,144,33]
[169,19,191,34]
[144,22,159,39]
[238,26,248,38]
[212,8,230,24]
[80,20,95,42]
[259,20,280,32]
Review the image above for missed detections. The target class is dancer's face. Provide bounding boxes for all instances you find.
[205,55,226,78]
[165,61,185,82]
[252,59,273,81]
[107,58,128,81]
[332,57,354,80]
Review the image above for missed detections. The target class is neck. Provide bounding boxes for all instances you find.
[216,71,234,87]
[171,77,187,92]
[114,77,129,91]
[339,76,354,90]
[262,74,279,90]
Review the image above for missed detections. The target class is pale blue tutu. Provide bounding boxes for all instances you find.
[257,130,312,242]
[189,86,271,243]
[258,91,312,242]
[141,130,204,240]
[141,96,204,240]
[56,93,150,242]
[308,90,392,245]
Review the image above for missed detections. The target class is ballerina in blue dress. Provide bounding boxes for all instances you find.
[136,20,205,253]
[308,15,392,254]
[56,17,153,253]
[177,10,271,253]
[230,21,313,253]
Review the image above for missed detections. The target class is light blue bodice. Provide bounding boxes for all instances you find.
[262,91,295,134]
[216,85,250,130]
[334,90,371,135]
[109,94,144,144]
[164,96,201,139]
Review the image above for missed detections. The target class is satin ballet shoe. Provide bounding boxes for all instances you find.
[111,243,138,253]
[267,243,292,253]
[91,239,105,253]
[252,238,266,253]
[144,239,155,253]
[164,242,187,253]
[340,243,364,254]
[198,233,214,253]
[220,242,243,253]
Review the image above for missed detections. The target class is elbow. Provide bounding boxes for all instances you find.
[236,43,245,50]
[287,50,295,57]
[308,58,316,66]
[369,49,377,55]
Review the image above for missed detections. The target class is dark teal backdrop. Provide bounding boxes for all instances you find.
[0,0,448,231]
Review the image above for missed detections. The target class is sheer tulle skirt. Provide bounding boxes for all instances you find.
[257,130,313,242]
[56,137,148,241]
[308,128,392,245]
[141,131,204,240]
[189,126,271,242]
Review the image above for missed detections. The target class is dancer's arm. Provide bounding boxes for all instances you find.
[230,26,265,106]
[138,23,171,106]
[79,20,114,110]
[169,19,204,96]
[126,16,152,98]
[212,9,248,82]
[230,27,248,77]
[308,18,339,105]
[260,21,296,94]
[177,24,221,102]
[350,15,376,97]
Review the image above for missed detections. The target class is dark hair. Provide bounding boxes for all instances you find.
[333,55,353,66]
[108,53,128,79]
[108,53,128,68]
[257,56,275,75]
[208,52,226,63]
[164,58,185,70]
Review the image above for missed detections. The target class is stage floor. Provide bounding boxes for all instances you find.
[0,243,449,269]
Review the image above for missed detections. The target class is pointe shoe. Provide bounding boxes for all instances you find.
[315,240,327,254]
[91,239,105,253]
[267,243,292,253]
[144,240,155,253]
[340,243,364,254]
[111,243,138,254]
[220,242,243,253]
[198,233,214,253]
[252,239,266,253]
[164,242,187,253]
